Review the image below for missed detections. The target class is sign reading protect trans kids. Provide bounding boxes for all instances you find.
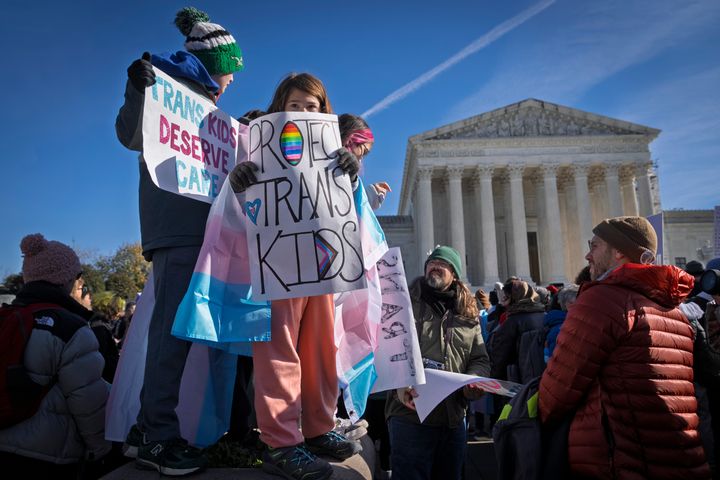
[243,112,366,301]
[142,66,247,203]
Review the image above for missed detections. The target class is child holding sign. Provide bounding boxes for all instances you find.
[115,7,245,476]
[229,73,361,480]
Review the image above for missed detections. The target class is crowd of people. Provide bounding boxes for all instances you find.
[1,6,718,480]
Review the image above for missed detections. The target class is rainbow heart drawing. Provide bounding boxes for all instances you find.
[279,121,303,166]
[245,199,261,225]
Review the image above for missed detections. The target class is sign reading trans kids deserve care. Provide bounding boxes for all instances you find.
[244,112,366,301]
[142,66,247,203]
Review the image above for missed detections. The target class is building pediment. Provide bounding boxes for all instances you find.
[418,99,659,141]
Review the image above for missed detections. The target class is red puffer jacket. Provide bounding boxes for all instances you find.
[539,263,710,479]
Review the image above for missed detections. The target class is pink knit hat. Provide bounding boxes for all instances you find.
[21,233,82,285]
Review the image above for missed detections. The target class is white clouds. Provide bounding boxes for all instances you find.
[446,0,720,120]
[361,0,556,118]
[615,67,720,146]
[614,66,720,208]
[440,0,720,208]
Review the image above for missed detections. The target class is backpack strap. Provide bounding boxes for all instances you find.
[14,303,63,315]
[8,303,61,341]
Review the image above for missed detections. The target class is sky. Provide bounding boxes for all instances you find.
[2,0,719,277]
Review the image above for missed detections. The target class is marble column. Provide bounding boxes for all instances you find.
[446,166,467,280]
[535,177,550,283]
[621,166,639,216]
[605,163,624,217]
[573,163,594,260]
[507,165,532,280]
[415,167,435,269]
[472,166,500,285]
[540,164,566,283]
[635,162,654,216]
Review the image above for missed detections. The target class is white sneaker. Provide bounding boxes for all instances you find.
[333,417,369,440]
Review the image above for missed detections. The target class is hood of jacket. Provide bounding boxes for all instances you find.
[151,51,219,94]
[544,309,566,328]
[585,263,693,308]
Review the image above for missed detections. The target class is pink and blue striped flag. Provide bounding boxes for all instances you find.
[106,271,238,448]
[172,176,272,355]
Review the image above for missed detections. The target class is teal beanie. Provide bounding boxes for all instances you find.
[425,246,462,279]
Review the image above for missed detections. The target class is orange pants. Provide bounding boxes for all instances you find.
[252,294,338,448]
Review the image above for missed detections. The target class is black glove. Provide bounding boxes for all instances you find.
[127,52,156,93]
[229,162,259,193]
[335,147,360,182]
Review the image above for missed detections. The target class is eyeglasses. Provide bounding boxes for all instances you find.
[81,285,90,297]
[353,143,371,160]
[587,239,602,252]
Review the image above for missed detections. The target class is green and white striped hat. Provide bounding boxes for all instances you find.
[175,7,244,76]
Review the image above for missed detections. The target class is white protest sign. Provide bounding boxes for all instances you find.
[371,248,426,393]
[142,66,247,203]
[244,112,366,301]
[413,369,523,422]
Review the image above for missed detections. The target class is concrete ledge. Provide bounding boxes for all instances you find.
[102,434,375,480]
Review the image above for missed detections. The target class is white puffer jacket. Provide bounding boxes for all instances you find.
[0,282,111,464]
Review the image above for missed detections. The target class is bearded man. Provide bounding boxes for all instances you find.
[539,216,710,479]
[385,246,490,480]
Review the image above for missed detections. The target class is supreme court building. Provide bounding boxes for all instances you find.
[377,98,664,286]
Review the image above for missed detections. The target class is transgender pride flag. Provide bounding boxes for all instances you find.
[172,179,271,354]
[173,177,384,354]
[355,179,388,268]
[333,183,424,422]
[333,181,388,419]
[106,271,238,448]
[171,177,420,423]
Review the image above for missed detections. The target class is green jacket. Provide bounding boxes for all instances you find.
[385,277,490,427]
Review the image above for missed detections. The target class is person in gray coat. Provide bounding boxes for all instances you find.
[0,234,114,479]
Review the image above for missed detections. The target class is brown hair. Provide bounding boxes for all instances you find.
[456,281,479,319]
[338,113,369,144]
[267,73,333,114]
[503,279,539,305]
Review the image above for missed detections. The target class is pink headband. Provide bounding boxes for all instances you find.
[343,128,375,149]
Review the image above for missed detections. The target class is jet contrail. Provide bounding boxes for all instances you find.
[361,0,556,118]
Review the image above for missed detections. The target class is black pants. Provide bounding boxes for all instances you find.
[228,354,255,440]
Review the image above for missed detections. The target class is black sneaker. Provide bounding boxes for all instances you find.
[122,424,142,458]
[305,430,362,460]
[262,444,332,480]
[136,437,207,476]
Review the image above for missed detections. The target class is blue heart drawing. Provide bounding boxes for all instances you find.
[245,199,261,225]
